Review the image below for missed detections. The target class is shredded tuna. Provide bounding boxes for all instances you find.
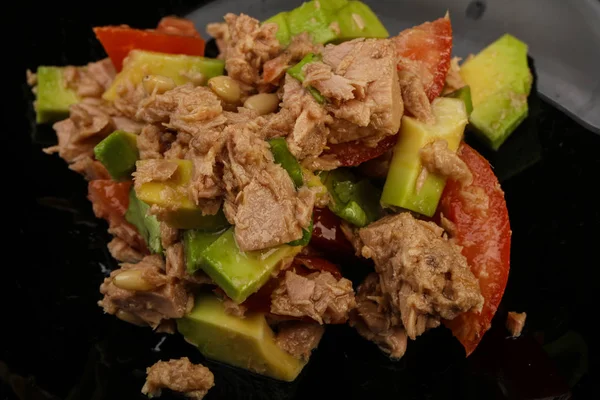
[64,58,116,98]
[443,57,466,95]
[160,222,179,248]
[222,297,248,318]
[303,61,363,103]
[349,273,408,359]
[270,270,356,324]
[506,311,527,337]
[68,156,110,180]
[275,320,325,360]
[209,13,282,87]
[26,69,37,86]
[107,237,145,263]
[262,32,322,85]
[133,159,179,189]
[222,120,314,251]
[358,213,483,340]
[282,76,332,160]
[420,140,473,186]
[99,255,193,328]
[321,38,403,144]
[137,124,164,160]
[398,70,434,124]
[142,357,214,400]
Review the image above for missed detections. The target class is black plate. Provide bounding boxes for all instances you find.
[4,1,598,399]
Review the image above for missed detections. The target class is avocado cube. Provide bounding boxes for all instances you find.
[200,228,301,303]
[183,229,225,274]
[264,12,291,47]
[460,34,532,150]
[318,0,349,9]
[103,50,225,102]
[333,1,389,40]
[135,159,230,230]
[35,66,80,124]
[444,85,473,116]
[125,187,162,254]
[94,130,139,181]
[287,1,339,44]
[177,293,306,381]
[381,98,468,217]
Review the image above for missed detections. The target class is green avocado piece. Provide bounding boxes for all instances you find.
[333,1,389,41]
[444,85,473,116]
[104,50,225,102]
[94,130,139,181]
[35,66,80,124]
[177,293,306,381]
[268,138,304,188]
[200,228,301,303]
[124,187,162,254]
[183,229,225,274]
[287,1,338,44]
[460,34,532,150]
[264,12,291,47]
[319,0,349,9]
[381,98,468,217]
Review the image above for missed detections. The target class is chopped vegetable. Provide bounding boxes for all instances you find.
[288,219,313,246]
[103,50,224,101]
[183,229,225,273]
[287,1,338,44]
[320,169,382,227]
[444,85,473,116]
[34,66,80,123]
[439,143,511,355]
[460,34,532,150]
[394,16,452,102]
[125,187,162,254]
[263,12,291,46]
[93,130,139,181]
[268,138,304,188]
[310,207,354,256]
[332,1,389,40]
[322,135,398,167]
[177,293,306,382]
[287,53,325,103]
[381,97,468,217]
[200,228,301,303]
[93,26,205,71]
[134,159,230,230]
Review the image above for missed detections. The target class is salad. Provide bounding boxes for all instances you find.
[29,1,531,398]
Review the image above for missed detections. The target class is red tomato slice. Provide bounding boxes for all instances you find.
[438,143,511,356]
[394,16,452,102]
[310,207,355,256]
[93,26,205,71]
[156,16,201,38]
[294,256,343,280]
[87,180,131,222]
[323,134,398,167]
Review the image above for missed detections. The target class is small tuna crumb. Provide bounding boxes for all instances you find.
[506,311,527,337]
[26,69,37,86]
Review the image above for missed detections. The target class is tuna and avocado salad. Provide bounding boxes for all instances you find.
[28,1,529,398]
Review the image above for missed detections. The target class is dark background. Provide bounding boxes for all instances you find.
[4,0,599,399]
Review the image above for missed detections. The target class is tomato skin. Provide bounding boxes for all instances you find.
[394,16,452,101]
[310,207,355,256]
[323,134,398,167]
[93,26,205,71]
[87,180,131,222]
[294,256,343,280]
[438,143,511,356]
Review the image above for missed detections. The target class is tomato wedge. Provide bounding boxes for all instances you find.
[156,16,201,38]
[438,143,511,356]
[88,180,131,223]
[393,16,452,101]
[94,25,205,71]
[323,134,398,167]
[310,207,355,256]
